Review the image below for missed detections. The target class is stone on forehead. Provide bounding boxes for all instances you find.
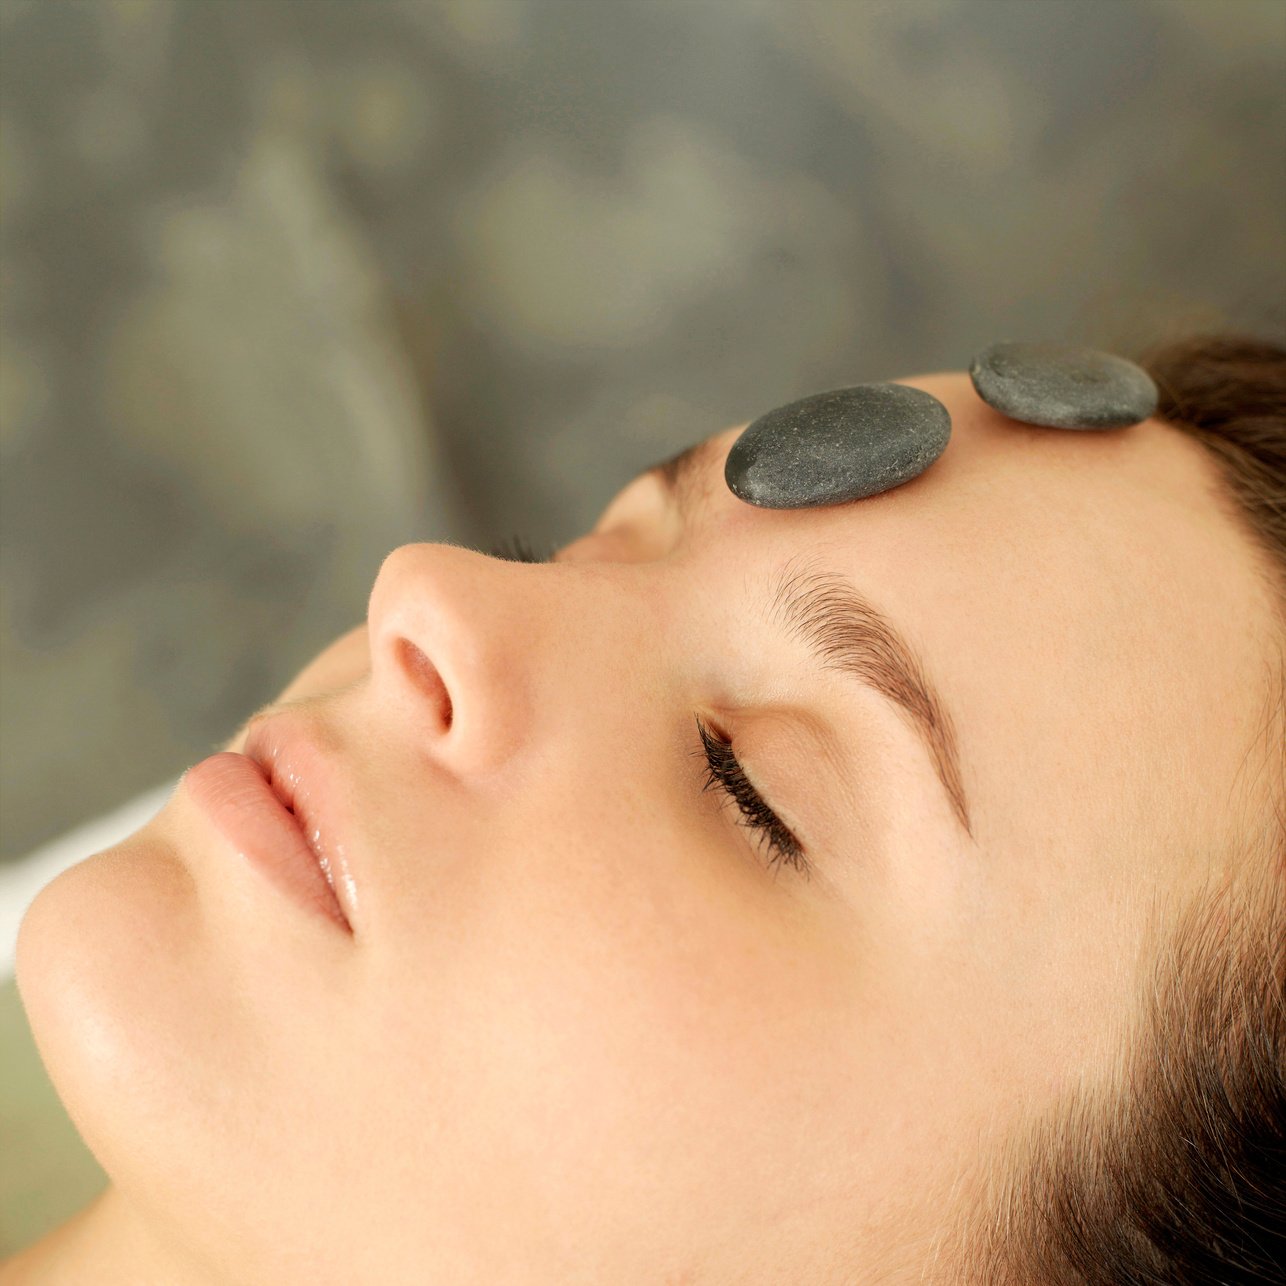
[969,340,1158,429]
[724,383,952,509]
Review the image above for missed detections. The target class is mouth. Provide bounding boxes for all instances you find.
[241,718,359,933]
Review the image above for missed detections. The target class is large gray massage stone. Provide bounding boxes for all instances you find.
[969,341,1158,429]
[725,383,952,508]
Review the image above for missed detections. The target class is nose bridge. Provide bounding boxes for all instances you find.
[366,542,594,777]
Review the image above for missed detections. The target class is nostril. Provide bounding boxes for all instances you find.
[396,637,453,730]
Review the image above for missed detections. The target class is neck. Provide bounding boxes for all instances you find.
[1,1187,202,1286]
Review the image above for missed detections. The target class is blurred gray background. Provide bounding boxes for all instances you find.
[1,0,1285,1252]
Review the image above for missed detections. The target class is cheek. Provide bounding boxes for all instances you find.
[319,803,867,1258]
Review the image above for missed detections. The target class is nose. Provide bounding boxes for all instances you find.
[366,543,543,777]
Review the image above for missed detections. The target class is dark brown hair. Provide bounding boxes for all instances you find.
[944,336,1286,1285]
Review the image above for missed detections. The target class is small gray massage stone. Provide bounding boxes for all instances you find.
[969,340,1158,429]
[724,383,952,509]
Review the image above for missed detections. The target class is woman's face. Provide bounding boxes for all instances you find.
[17,372,1275,1284]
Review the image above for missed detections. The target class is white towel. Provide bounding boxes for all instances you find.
[0,780,179,985]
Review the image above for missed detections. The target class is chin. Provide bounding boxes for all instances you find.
[14,823,202,1193]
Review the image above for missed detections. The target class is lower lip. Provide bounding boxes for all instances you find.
[183,752,351,932]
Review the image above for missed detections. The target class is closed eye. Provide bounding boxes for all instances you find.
[486,536,810,880]
[694,716,809,880]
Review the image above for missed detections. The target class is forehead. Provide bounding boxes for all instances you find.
[691,372,1275,864]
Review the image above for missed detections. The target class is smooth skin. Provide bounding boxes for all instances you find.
[8,372,1278,1285]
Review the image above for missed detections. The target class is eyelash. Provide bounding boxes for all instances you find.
[489,535,809,880]
[488,534,557,563]
[694,716,809,879]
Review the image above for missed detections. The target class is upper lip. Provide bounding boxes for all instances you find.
[242,715,359,933]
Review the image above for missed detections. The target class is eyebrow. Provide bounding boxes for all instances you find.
[652,436,725,517]
[644,441,974,839]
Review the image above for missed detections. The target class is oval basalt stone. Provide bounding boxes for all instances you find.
[724,383,952,509]
[969,340,1158,429]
